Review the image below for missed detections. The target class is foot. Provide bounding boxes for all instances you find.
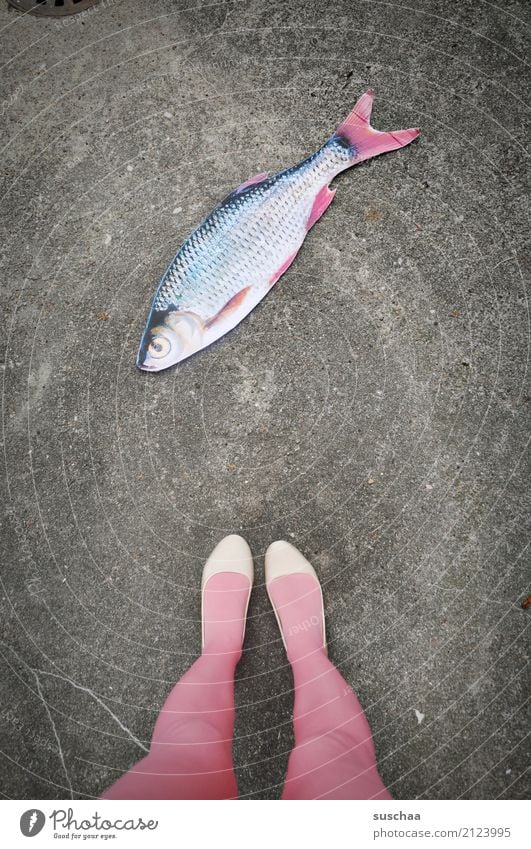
[265,540,326,663]
[201,535,253,657]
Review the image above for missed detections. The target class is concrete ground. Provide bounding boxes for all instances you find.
[0,0,529,800]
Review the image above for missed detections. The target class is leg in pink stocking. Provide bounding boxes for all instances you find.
[101,536,253,800]
[284,650,392,800]
[265,541,392,801]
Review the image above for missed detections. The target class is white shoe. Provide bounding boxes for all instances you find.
[201,535,253,650]
[265,540,326,653]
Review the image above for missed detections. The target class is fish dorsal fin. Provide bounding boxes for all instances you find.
[229,171,269,196]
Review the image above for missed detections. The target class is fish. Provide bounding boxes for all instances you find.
[137,90,419,371]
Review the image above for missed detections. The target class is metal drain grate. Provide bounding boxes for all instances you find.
[8,0,100,16]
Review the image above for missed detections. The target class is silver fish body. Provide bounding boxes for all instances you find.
[153,143,349,317]
[137,91,419,371]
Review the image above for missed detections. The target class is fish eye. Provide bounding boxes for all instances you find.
[148,335,171,358]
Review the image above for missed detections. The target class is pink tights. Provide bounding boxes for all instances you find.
[101,572,391,800]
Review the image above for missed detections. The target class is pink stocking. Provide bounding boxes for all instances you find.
[101,572,249,800]
[268,573,392,800]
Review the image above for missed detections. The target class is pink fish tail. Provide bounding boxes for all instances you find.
[335,89,419,163]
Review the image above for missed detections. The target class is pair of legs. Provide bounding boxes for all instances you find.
[101,537,391,800]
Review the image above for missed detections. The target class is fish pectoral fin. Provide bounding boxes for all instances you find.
[205,286,253,329]
[228,172,269,197]
[307,185,336,230]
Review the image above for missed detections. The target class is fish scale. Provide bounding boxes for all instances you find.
[154,148,340,316]
[137,90,419,371]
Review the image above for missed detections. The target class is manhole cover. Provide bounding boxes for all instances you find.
[8,0,100,16]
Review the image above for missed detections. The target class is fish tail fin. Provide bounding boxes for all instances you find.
[334,89,419,164]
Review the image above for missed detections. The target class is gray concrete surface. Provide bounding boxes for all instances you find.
[0,0,529,800]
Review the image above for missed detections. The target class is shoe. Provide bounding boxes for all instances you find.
[265,540,326,658]
[201,534,253,652]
